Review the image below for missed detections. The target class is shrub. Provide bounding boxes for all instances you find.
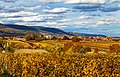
[0,41,3,52]
[84,47,91,52]
[108,44,120,54]
[51,36,58,40]
[80,48,86,54]
[64,42,73,51]
[0,71,13,77]
[71,43,83,53]
[93,48,99,53]
[0,41,15,53]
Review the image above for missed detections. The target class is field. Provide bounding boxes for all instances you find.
[13,40,120,53]
[0,39,120,76]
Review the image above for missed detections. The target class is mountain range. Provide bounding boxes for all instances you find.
[0,23,106,37]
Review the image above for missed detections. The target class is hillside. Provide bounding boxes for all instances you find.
[32,26,72,35]
[0,23,72,36]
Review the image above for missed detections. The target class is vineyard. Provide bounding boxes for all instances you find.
[0,53,120,77]
[0,39,120,77]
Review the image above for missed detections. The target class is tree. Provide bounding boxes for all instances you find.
[25,34,38,41]
[72,36,80,42]
[62,36,69,40]
[30,34,37,40]
[51,36,58,40]
[25,34,32,41]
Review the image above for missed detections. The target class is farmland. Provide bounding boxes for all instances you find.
[0,39,120,77]
[5,40,120,53]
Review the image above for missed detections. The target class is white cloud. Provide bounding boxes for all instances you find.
[78,15,92,20]
[65,0,120,4]
[44,8,70,13]
[98,17,120,25]
[15,21,67,29]
[7,15,44,22]
[0,11,38,17]
[38,0,64,2]
[96,21,111,25]
[43,14,61,19]
[5,5,41,11]
[110,0,120,3]
[65,0,106,4]
[58,19,72,22]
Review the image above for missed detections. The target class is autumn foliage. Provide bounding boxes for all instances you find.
[108,44,120,54]
[0,53,120,77]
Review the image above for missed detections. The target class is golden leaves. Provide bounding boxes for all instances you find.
[0,53,120,77]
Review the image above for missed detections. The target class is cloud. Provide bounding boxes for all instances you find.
[0,11,38,18]
[73,4,101,12]
[38,0,65,3]
[100,4,120,12]
[96,17,120,25]
[2,0,17,3]
[7,15,44,22]
[57,19,72,22]
[103,7,120,12]
[96,21,112,25]
[65,0,120,4]
[4,5,41,12]
[44,8,70,14]
[72,1,120,12]
[78,15,92,19]
[65,0,106,4]
[15,21,67,29]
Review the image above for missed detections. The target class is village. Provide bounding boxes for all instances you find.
[1,34,119,42]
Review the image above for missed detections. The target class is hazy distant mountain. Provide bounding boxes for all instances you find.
[69,32,106,37]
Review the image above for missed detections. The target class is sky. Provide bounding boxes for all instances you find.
[0,0,120,37]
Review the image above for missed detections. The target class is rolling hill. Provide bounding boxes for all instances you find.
[0,23,72,36]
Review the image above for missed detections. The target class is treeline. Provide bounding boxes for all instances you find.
[25,34,80,42]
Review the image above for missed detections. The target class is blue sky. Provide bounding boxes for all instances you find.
[0,0,120,37]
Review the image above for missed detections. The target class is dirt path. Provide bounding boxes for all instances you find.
[15,49,48,53]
